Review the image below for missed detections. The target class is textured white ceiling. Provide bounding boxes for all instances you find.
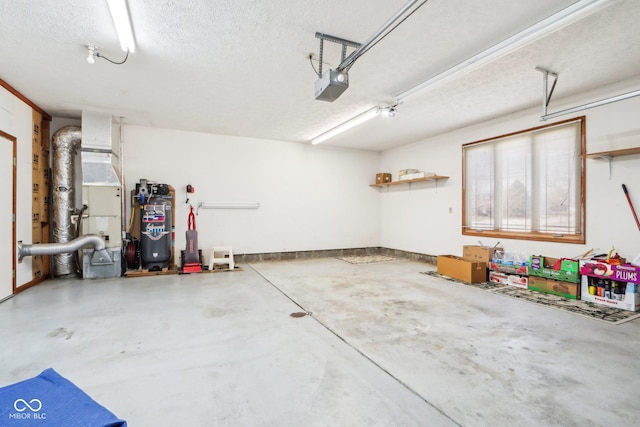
[1,0,638,151]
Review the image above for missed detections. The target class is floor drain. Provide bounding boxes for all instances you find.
[290,312,307,318]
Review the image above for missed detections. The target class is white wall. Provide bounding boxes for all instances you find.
[51,117,81,136]
[0,86,37,287]
[380,80,640,261]
[123,125,381,260]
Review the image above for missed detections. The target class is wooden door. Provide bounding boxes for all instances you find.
[0,130,16,302]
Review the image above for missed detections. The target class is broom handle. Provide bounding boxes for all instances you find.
[622,184,640,231]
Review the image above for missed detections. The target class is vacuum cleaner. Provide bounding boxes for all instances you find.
[183,206,202,273]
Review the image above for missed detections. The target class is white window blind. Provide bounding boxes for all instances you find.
[463,118,583,240]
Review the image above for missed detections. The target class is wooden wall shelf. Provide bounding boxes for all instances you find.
[584,147,639,179]
[585,147,640,159]
[370,175,449,187]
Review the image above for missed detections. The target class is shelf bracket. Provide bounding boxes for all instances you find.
[602,155,613,179]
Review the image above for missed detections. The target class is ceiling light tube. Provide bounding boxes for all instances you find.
[107,0,136,53]
[541,89,640,121]
[396,0,611,102]
[311,107,380,144]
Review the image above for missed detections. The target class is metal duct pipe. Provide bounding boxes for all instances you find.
[18,234,110,264]
[51,126,82,277]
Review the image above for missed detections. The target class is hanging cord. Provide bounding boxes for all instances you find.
[127,202,136,233]
[96,50,130,65]
[344,0,430,72]
[308,55,334,77]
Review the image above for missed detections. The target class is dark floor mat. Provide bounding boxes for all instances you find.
[337,255,405,264]
[420,270,640,324]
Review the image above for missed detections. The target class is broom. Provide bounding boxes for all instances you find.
[622,184,640,231]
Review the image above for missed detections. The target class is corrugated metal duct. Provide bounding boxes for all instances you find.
[51,126,81,277]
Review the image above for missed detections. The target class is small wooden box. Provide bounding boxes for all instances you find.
[376,173,392,184]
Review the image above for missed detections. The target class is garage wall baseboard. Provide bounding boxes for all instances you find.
[236,247,437,265]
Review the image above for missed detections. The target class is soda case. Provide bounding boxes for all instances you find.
[579,260,640,311]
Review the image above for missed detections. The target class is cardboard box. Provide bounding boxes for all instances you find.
[399,172,426,180]
[579,259,640,311]
[489,271,528,289]
[528,276,580,300]
[580,275,639,311]
[490,259,528,275]
[463,245,503,264]
[579,259,639,283]
[612,264,640,283]
[32,255,43,280]
[528,255,580,283]
[41,195,49,223]
[437,255,487,283]
[375,173,392,184]
[398,168,419,178]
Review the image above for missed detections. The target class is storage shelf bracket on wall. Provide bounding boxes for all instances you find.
[603,155,613,180]
[584,147,640,179]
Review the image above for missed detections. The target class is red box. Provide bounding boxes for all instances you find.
[489,271,528,289]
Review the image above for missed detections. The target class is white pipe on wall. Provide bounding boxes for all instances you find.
[197,201,260,211]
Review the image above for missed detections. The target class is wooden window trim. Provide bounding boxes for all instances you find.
[461,116,586,244]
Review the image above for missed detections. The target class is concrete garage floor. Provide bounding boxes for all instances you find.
[1,258,639,426]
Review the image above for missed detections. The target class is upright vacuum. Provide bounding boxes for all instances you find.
[183,206,202,273]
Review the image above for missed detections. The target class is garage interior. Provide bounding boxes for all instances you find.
[1,1,640,426]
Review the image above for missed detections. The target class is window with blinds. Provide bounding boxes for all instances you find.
[462,117,585,243]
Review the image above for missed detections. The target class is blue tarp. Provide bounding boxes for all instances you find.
[0,368,126,426]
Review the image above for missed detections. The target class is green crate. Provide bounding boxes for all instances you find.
[528,255,580,284]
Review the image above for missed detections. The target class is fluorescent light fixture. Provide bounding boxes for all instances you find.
[312,107,380,144]
[541,89,640,121]
[310,0,610,145]
[107,0,135,53]
[396,0,612,102]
